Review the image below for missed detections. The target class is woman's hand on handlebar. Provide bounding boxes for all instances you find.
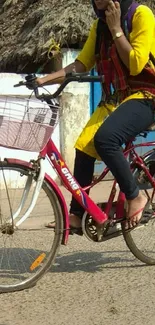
[35,61,86,87]
[36,72,66,87]
[35,77,44,87]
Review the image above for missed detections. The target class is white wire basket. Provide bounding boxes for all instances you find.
[0,96,60,152]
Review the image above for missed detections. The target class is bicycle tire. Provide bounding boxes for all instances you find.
[0,160,64,293]
[122,160,155,265]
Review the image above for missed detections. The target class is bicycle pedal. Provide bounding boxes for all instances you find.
[69,227,83,236]
[106,223,121,235]
[96,223,123,242]
[141,210,153,224]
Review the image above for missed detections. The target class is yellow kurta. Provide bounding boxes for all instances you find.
[74,5,155,159]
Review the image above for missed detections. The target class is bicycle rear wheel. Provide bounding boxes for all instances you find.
[122,162,155,265]
[0,160,64,293]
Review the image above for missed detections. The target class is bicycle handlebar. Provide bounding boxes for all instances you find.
[14,73,104,101]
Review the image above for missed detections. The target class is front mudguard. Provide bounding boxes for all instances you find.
[5,158,70,245]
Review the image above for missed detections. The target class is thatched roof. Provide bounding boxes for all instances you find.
[0,0,154,73]
[0,0,95,72]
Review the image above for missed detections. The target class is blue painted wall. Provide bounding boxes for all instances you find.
[90,69,102,115]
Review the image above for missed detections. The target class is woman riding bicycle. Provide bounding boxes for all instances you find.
[36,0,155,232]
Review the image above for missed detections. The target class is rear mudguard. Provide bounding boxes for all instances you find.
[131,149,155,189]
[5,158,69,245]
[140,148,155,163]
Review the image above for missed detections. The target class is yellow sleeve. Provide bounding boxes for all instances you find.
[76,20,98,72]
[129,5,155,76]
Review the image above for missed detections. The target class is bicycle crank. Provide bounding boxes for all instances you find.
[82,202,123,242]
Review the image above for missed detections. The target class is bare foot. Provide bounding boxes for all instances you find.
[45,214,82,228]
[125,193,147,230]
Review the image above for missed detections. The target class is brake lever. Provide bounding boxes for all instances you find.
[14,78,39,98]
[14,81,26,87]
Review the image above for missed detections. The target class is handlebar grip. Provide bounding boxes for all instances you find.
[25,74,37,82]
[78,75,104,82]
[66,72,89,77]
[66,72,104,82]
[14,74,38,94]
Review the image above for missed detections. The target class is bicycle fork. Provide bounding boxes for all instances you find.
[9,159,46,227]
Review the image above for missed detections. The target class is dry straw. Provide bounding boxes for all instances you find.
[0,0,154,72]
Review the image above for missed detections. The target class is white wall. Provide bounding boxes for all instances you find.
[60,49,90,172]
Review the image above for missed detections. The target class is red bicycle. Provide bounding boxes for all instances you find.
[0,73,155,293]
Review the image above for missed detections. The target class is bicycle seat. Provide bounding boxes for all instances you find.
[137,122,155,137]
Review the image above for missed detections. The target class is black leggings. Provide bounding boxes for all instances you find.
[70,99,154,218]
[69,149,95,217]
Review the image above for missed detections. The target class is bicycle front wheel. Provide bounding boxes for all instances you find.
[122,163,155,265]
[0,160,64,293]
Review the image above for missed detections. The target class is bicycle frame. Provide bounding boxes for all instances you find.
[31,132,155,244]
[6,132,155,245]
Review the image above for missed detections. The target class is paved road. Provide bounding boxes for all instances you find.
[0,182,155,325]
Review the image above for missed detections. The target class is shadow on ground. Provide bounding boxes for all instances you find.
[0,248,148,281]
[52,250,144,273]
